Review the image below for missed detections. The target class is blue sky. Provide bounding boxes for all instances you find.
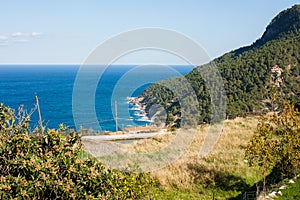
[0,0,298,64]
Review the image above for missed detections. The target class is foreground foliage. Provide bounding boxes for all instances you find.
[245,102,300,195]
[0,103,157,199]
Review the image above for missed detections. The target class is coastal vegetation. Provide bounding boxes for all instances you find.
[140,4,300,127]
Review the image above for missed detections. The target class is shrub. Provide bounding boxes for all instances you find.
[0,103,157,199]
[245,101,300,195]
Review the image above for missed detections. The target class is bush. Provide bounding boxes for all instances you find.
[0,103,157,199]
[245,101,300,195]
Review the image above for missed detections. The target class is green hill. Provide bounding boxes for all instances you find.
[140,4,300,127]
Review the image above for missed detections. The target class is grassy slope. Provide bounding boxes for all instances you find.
[122,117,261,199]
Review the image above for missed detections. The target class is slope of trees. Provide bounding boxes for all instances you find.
[140,5,300,128]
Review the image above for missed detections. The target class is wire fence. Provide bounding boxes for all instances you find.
[242,191,257,200]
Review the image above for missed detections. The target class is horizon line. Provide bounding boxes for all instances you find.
[0,63,199,66]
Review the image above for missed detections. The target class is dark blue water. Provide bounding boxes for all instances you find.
[0,65,193,132]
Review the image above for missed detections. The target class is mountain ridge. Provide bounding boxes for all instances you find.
[259,4,300,44]
[231,4,300,57]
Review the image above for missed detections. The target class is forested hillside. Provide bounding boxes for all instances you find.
[140,4,300,127]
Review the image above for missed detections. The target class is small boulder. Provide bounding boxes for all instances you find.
[269,191,277,198]
[279,185,287,190]
[289,179,295,184]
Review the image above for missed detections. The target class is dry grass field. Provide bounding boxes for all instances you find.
[116,117,262,199]
[83,116,264,199]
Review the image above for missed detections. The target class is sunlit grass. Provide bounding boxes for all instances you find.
[120,116,262,199]
[277,178,300,200]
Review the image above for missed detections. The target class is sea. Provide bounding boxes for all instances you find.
[0,65,194,132]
